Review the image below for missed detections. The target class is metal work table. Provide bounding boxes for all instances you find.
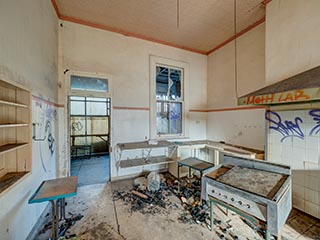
[177,157,215,179]
[29,176,78,240]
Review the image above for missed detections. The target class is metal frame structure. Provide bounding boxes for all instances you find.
[202,155,292,240]
[69,96,111,157]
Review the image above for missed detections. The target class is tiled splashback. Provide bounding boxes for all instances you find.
[266,110,320,219]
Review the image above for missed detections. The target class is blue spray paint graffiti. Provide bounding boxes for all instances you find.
[169,111,181,120]
[309,109,320,135]
[265,111,304,142]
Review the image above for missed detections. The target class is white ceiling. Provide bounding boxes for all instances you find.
[54,0,266,54]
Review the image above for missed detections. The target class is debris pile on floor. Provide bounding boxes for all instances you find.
[113,172,210,226]
[38,212,84,239]
[113,174,178,215]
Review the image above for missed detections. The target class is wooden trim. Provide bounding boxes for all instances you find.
[113,106,150,111]
[190,106,268,113]
[207,106,268,112]
[59,15,207,55]
[51,0,60,18]
[189,109,208,113]
[206,17,266,55]
[32,95,64,108]
[263,0,272,5]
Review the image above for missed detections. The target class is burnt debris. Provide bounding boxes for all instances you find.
[113,174,210,226]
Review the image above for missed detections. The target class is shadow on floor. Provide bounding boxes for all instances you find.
[281,208,320,240]
[71,155,110,186]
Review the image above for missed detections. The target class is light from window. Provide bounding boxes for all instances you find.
[156,65,183,136]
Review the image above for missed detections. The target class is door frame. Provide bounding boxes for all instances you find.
[65,70,113,179]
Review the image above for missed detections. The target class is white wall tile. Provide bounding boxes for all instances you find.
[292,196,305,211]
[305,201,319,217]
[268,110,320,219]
[292,184,304,199]
[305,189,319,204]
[305,136,319,150]
[305,149,319,163]
[304,175,319,191]
[292,171,305,187]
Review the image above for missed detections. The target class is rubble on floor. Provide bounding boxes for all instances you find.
[112,173,209,226]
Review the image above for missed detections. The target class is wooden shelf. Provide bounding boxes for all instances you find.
[119,156,175,168]
[0,172,29,194]
[0,99,28,108]
[0,123,28,128]
[0,79,31,194]
[0,143,29,155]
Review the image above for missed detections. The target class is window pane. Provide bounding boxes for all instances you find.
[87,101,107,115]
[169,69,182,101]
[156,101,169,134]
[169,102,182,134]
[86,97,107,102]
[86,117,109,135]
[70,101,85,115]
[156,101,182,135]
[70,96,85,101]
[70,117,86,135]
[156,66,169,100]
[70,75,108,92]
[156,66,182,101]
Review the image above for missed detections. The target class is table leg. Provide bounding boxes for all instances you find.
[55,200,59,239]
[210,200,214,231]
[265,229,270,240]
[50,200,56,240]
[59,198,66,220]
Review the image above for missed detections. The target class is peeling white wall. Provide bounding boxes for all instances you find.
[0,0,59,239]
[58,21,208,179]
[207,23,266,150]
[266,0,320,219]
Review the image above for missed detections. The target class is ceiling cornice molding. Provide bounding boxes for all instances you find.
[51,0,60,18]
[263,0,272,5]
[52,0,266,56]
[206,17,265,55]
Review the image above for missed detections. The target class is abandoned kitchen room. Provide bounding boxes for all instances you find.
[1,0,320,239]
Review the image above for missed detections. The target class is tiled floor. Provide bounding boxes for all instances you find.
[282,208,320,239]
[71,155,110,186]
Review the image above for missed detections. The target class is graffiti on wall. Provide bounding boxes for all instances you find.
[242,89,311,105]
[309,110,320,135]
[71,121,83,132]
[266,110,320,142]
[33,95,57,172]
[265,111,304,142]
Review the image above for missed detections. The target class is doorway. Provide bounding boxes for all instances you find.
[69,96,111,186]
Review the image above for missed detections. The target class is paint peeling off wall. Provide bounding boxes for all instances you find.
[267,110,320,219]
